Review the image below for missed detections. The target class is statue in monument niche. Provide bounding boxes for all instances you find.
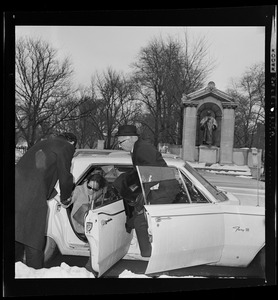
[200,110,217,146]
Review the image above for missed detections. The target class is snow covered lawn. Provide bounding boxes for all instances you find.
[15,262,204,278]
[15,262,95,278]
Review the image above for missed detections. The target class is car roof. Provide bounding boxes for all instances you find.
[74,149,122,157]
[71,149,228,203]
[74,149,183,160]
[71,149,185,180]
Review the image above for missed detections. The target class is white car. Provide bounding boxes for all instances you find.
[45,150,265,277]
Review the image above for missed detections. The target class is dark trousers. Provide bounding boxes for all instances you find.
[15,241,44,269]
[133,213,152,257]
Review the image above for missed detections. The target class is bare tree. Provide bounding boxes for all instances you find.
[227,63,265,148]
[15,37,85,148]
[132,33,215,146]
[80,68,142,149]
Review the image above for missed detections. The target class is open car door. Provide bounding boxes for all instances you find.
[85,197,133,277]
[136,166,225,275]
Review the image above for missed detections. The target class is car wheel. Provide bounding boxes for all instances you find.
[44,236,59,263]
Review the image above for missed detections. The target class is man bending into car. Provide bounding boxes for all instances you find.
[114,125,168,258]
[15,132,77,269]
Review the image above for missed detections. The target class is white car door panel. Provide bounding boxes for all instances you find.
[46,197,89,256]
[85,200,133,277]
[213,204,265,267]
[144,203,225,274]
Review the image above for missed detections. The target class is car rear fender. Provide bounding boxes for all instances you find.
[213,204,265,267]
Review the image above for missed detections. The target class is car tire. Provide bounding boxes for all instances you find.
[258,246,265,274]
[250,246,265,276]
[44,236,59,263]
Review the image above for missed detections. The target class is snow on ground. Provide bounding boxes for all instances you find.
[15,262,205,278]
[15,262,95,278]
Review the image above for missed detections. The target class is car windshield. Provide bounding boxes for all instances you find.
[183,162,228,202]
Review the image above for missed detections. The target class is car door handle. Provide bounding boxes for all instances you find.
[56,203,62,212]
[155,216,172,222]
[101,218,112,225]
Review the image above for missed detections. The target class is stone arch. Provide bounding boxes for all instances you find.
[196,102,222,147]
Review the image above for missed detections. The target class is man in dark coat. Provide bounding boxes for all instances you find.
[15,132,77,269]
[114,125,168,257]
[115,125,167,167]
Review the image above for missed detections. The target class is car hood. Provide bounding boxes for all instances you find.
[220,191,240,205]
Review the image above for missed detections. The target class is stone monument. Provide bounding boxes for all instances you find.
[181,82,237,164]
[200,110,217,146]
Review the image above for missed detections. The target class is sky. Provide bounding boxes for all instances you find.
[15,25,265,93]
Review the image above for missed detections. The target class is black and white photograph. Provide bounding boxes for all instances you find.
[3,6,277,296]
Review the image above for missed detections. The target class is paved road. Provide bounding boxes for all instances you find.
[198,170,265,190]
[219,186,265,206]
[199,171,265,207]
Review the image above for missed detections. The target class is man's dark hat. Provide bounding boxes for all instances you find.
[115,125,139,137]
[57,132,77,147]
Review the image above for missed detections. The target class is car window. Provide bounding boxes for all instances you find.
[183,162,228,202]
[77,164,134,209]
[180,171,210,203]
[136,166,191,204]
[92,185,122,209]
[76,164,132,185]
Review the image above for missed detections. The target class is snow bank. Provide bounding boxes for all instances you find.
[15,262,205,278]
[15,262,95,278]
[118,270,151,278]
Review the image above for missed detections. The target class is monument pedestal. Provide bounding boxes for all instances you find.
[97,140,105,149]
[199,145,218,164]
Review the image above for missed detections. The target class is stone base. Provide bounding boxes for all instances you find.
[199,145,218,164]
[232,148,248,166]
[249,166,261,179]
[97,140,105,149]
